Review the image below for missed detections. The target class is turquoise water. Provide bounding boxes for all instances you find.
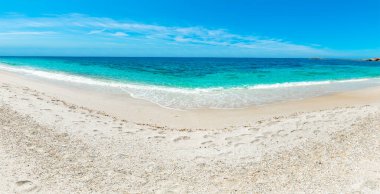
[1,57,380,109]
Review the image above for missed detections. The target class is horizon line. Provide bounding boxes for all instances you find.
[0,56,368,60]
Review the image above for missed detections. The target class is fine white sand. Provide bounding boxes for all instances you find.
[0,70,380,193]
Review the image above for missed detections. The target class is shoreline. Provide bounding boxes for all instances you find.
[1,69,380,129]
[1,61,380,110]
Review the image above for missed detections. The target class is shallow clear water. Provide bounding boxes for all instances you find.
[1,57,380,109]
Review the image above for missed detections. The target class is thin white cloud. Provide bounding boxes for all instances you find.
[88,29,106,35]
[112,32,128,37]
[0,31,56,35]
[0,13,327,55]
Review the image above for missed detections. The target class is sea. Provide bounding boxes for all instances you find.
[1,57,380,109]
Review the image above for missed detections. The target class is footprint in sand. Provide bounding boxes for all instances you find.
[157,131,166,135]
[225,136,241,142]
[203,134,215,139]
[250,135,266,144]
[248,127,260,132]
[201,140,213,145]
[266,120,280,126]
[239,134,252,137]
[250,139,260,144]
[173,136,190,142]
[234,143,245,147]
[14,180,40,193]
[148,136,166,139]
[313,130,321,135]
[276,129,289,137]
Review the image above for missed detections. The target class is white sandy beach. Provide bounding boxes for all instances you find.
[1,70,380,193]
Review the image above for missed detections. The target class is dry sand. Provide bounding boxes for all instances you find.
[0,70,380,193]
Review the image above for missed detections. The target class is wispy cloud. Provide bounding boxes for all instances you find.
[0,13,329,56]
[112,32,128,37]
[0,31,56,35]
[88,29,106,35]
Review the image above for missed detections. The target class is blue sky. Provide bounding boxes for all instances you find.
[0,0,379,58]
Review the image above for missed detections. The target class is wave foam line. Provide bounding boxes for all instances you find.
[0,63,376,94]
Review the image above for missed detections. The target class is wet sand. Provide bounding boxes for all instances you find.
[2,70,380,130]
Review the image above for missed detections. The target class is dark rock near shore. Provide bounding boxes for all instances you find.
[366,58,380,61]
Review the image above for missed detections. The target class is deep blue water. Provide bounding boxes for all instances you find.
[1,57,380,109]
